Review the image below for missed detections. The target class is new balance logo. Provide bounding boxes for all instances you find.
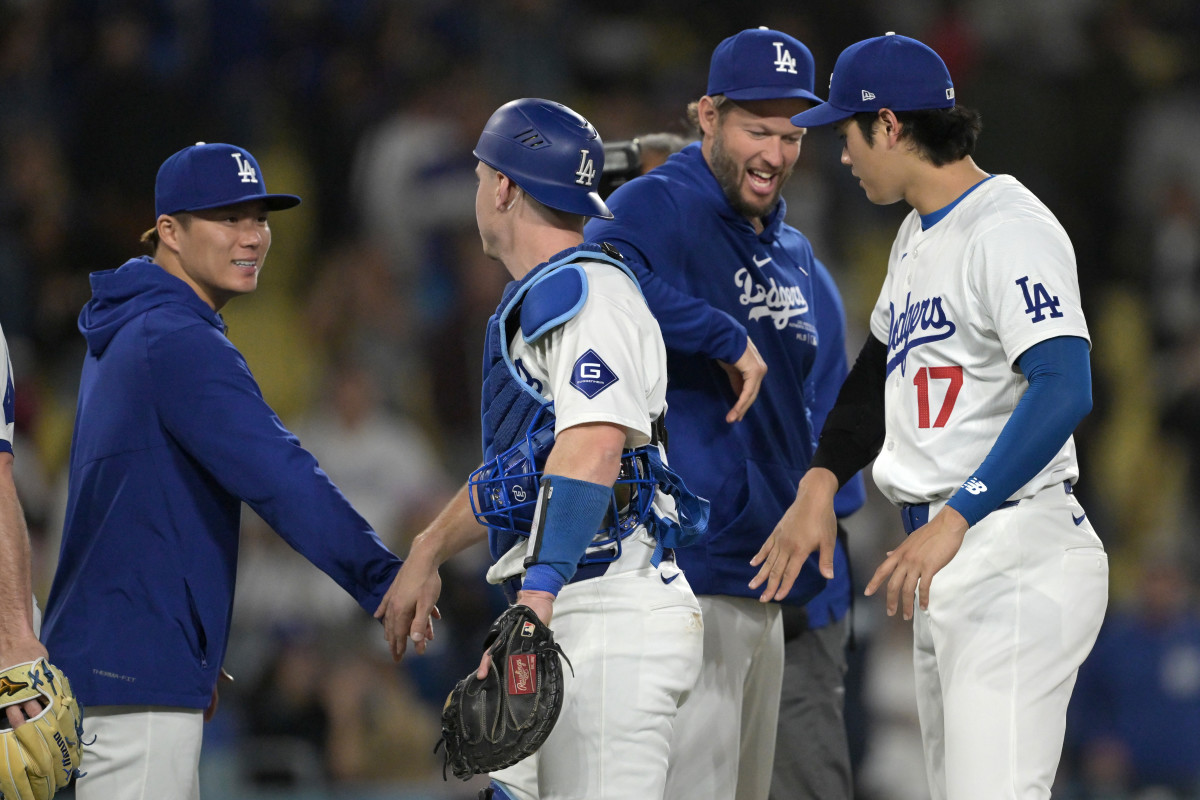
[962,477,987,495]
[773,43,798,74]
[231,153,259,184]
[862,90,876,101]
[575,149,596,186]
[1015,276,1064,322]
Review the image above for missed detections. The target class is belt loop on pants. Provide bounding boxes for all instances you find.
[899,480,1073,536]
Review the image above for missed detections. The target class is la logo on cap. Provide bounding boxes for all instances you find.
[772,41,797,74]
[231,153,259,184]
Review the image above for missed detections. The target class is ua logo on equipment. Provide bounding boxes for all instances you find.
[575,150,596,186]
[772,42,797,74]
[962,477,988,495]
[231,153,259,184]
[1015,276,1064,322]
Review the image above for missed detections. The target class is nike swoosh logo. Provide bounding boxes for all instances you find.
[1072,513,1087,526]
[752,255,771,267]
[661,573,680,585]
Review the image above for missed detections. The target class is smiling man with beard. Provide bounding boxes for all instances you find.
[586,27,867,800]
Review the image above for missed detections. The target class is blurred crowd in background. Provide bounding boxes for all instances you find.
[2,1,1199,798]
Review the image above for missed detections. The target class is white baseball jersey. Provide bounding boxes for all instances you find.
[494,259,705,800]
[509,260,668,448]
[869,175,1091,506]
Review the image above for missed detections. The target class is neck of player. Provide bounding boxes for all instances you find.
[905,156,991,217]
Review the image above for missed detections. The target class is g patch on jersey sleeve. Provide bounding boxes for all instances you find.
[570,349,618,398]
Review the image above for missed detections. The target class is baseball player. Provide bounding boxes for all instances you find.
[377,98,706,800]
[41,143,415,800]
[752,33,1110,799]
[586,27,866,800]
[0,323,52,729]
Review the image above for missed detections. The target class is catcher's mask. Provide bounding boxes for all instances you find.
[469,403,657,564]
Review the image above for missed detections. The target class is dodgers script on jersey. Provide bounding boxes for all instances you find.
[510,260,668,449]
[869,175,1091,505]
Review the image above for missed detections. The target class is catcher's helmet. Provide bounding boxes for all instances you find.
[474,98,613,219]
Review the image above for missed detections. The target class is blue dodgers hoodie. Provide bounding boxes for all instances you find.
[42,258,401,708]
[586,144,864,609]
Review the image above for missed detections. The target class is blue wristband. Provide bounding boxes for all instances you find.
[521,474,613,596]
[522,564,567,596]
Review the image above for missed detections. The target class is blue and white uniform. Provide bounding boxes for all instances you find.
[587,142,864,800]
[868,176,1109,799]
[480,245,704,800]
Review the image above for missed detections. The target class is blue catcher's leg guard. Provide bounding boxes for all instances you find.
[480,780,519,800]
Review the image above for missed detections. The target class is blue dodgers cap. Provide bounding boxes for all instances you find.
[154,142,302,217]
[791,33,955,128]
[707,27,823,104]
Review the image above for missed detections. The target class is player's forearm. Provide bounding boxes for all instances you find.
[409,482,489,567]
[0,462,39,659]
[0,462,34,623]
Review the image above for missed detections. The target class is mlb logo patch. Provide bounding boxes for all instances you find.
[507,654,537,695]
[521,621,536,637]
[570,349,618,399]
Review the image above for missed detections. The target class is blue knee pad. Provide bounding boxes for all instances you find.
[483,780,519,800]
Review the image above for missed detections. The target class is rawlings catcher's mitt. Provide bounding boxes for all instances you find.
[0,659,85,800]
[439,605,569,780]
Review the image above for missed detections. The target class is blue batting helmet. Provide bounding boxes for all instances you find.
[474,98,613,219]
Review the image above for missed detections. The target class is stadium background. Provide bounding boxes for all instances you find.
[1,1,1198,797]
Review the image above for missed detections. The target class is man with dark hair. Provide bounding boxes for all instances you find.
[753,33,1109,799]
[586,27,865,800]
[42,142,417,800]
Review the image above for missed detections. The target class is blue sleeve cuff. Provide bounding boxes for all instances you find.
[522,475,613,596]
[522,564,567,595]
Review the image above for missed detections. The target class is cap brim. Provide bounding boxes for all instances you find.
[173,193,303,215]
[790,102,856,128]
[722,87,825,105]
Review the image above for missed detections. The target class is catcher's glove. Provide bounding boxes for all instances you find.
[439,605,570,780]
[0,659,85,800]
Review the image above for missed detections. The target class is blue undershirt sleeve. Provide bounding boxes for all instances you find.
[945,336,1092,526]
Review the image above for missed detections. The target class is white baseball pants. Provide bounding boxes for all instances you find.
[75,706,204,800]
[664,594,785,800]
[493,540,703,800]
[913,484,1108,799]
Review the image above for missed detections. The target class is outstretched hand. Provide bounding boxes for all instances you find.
[720,337,767,423]
[864,506,968,620]
[749,468,839,601]
[374,543,442,662]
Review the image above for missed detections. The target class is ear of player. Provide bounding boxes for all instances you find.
[438,605,570,781]
[0,659,87,800]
